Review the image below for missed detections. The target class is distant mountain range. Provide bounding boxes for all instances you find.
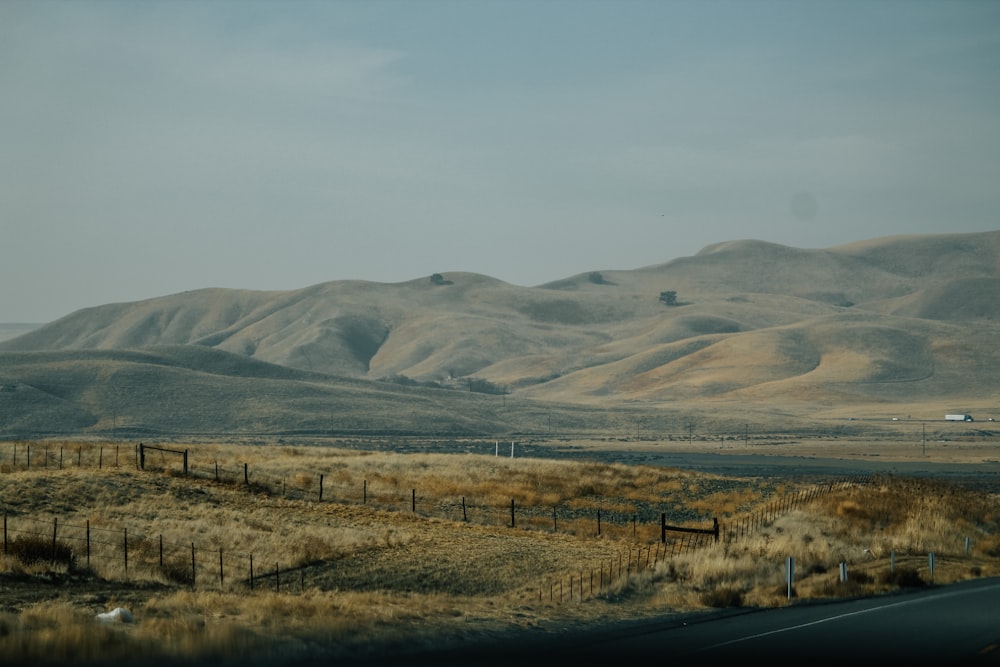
[2,231,998,440]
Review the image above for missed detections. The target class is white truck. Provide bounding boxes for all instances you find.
[945,413,974,422]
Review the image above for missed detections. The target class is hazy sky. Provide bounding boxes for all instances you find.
[2,0,999,323]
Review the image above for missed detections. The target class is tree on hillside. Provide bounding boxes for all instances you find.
[659,290,678,306]
[430,273,453,286]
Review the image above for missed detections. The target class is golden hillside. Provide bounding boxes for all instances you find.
[1,231,999,439]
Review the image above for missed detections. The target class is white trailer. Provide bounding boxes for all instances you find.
[945,413,974,422]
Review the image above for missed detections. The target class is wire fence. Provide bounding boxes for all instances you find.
[0,437,898,602]
[0,441,711,541]
[0,512,292,592]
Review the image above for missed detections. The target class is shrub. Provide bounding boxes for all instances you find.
[160,559,194,585]
[466,377,508,395]
[700,585,743,608]
[881,566,925,588]
[846,569,874,585]
[7,535,75,568]
[978,534,1000,557]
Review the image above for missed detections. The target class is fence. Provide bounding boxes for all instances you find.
[538,476,881,604]
[130,443,698,542]
[0,511,323,593]
[3,440,942,604]
[0,440,875,538]
[0,441,133,471]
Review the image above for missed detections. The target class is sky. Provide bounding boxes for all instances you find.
[2,0,999,323]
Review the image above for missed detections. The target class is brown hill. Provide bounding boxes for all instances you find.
[1,231,999,438]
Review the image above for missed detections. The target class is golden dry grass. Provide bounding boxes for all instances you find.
[0,438,998,666]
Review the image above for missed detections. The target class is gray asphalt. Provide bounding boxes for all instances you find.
[380,576,1000,665]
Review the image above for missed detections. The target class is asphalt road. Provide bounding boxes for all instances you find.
[397,576,1000,665]
[578,576,1000,662]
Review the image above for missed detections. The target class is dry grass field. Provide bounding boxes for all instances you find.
[1,436,998,666]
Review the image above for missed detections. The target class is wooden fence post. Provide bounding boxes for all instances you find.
[123,528,128,581]
[244,463,249,486]
[139,443,145,470]
[191,543,196,588]
[363,479,367,504]
[510,499,515,528]
[183,450,188,476]
[249,554,254,591]
[319,474,324,502]
[412,489,416,512]
[219,548,224,587]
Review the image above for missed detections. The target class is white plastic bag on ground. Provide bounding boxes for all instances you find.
[96,607,133,623]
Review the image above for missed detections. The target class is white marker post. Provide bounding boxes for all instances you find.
[510,441,514,458]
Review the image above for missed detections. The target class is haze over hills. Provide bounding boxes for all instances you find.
[0,323,41,343]
[2,231,999,439]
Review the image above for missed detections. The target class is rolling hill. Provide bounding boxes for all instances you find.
[1,231,998,439]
